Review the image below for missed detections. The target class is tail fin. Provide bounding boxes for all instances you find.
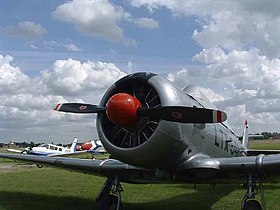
[70,137,78,152]
[242,120,249,150]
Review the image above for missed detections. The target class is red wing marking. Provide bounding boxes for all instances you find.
[79,105,88,110]
[171,112,182,119]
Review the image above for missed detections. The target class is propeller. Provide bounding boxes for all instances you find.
[54,93,227,127]
[137,106,227,123]
[54,103,105,113]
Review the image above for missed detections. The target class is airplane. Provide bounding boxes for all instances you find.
[76,139,106,154]
[7,138,78,157]
[1,72,280,210]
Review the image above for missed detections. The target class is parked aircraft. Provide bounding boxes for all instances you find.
[1,72,280,210]
[76,139,106,154]
[7,138,78,156]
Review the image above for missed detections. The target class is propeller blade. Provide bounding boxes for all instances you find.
[54,103,106,114]
[137,106,227,123]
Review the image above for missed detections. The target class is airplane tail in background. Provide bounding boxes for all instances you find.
[70,137,78,152]
[242,120,249,150]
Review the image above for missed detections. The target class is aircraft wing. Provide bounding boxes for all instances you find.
[6,149,23,153]
[47,150,90,157]
[0,153,149,181]
[48,150,107,157]
[246,149,280,156]
[183,154,280,181]
[2,152,280,183]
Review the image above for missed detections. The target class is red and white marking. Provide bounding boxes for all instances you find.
[54,103,63,111]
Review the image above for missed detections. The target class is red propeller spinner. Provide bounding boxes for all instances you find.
[106,93,142,127]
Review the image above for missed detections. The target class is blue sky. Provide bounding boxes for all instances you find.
[0,0,200,76]
[1,0,280,143]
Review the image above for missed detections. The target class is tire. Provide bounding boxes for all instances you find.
[243,200,262,210]
[98,195,122,210]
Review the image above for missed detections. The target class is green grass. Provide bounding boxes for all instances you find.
[1,167,280,210]
[249,140,280,150]
[1,140,280,210]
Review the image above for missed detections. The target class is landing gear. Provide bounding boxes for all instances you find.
[241,175,266,210]
[243,200,262,210]
[36,164,43,168]
[96,177,123,210]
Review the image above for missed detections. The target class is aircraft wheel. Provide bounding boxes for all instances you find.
[99,194,122,210]
[243,200,262,210]
[36,164,43,168]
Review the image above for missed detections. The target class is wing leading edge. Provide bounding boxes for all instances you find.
[182,154,280,182]
[0,153,150,182]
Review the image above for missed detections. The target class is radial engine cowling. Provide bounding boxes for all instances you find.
[96,73,193,170]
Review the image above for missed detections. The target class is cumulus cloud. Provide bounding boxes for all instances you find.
[134,17,159,29]
[2,21,46,39]
[130,0,280,57]
[0,55,34,94]
[0,54,126,142]
[41,58,126,96]
[53,0,131,43]
[193,48,280,98]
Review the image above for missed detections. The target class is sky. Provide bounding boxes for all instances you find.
[1,0,280,143]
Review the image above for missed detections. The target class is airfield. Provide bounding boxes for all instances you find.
[1,141,280,210]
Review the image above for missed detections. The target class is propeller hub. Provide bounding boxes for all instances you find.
[106,93,142,127]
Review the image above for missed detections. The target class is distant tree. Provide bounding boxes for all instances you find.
[261,132,275,139]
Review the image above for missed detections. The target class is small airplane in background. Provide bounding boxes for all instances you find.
[7,138,78,157]
[2,72,280,210]
[76,139,106,154]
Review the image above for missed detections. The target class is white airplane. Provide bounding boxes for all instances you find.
[1,72,280,210]
[7,138,78,157]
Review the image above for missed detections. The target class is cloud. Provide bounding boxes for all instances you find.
[0,55,34,94]
[167,69,190,88]
[64,43,81,52]
[41,58,126,96]
[44,40,81,52]
[130,0,280,57]
[53,0,132,43]
[2,21,46,39]
[0,54,127,142]
[193,48,280,98]
[30,44,38,50]
[134,17,159,29]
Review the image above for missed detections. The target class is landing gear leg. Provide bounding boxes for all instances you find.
[241,175,265,210]
[96,177,124,210]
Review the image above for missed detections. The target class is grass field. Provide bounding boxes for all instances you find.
[248,139,280,150]
[1,140,280,210]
